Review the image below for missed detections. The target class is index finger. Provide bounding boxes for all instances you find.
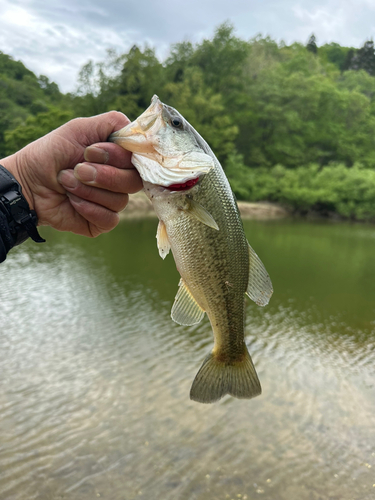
[84,142,133,169]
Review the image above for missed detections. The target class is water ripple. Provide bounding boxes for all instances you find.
[0,224,375,500]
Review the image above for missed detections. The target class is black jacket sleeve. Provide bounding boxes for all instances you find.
[0,207,14,263]
[0,165,45,263]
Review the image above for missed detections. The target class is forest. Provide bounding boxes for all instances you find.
[2,23,375,220]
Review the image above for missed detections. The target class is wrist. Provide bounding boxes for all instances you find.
[0,152,35,210]
[0,164,45,247]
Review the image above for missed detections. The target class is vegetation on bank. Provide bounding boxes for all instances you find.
[2,24,375,220]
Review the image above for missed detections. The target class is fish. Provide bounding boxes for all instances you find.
[109,95,273,404]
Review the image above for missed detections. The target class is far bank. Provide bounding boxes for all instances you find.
[120,191,289,220]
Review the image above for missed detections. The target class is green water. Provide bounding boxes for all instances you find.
[0,218,374,500]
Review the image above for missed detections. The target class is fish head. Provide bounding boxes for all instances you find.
[109,95,214,187]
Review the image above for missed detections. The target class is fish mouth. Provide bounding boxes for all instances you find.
[163,177,200,191]
[109,95,215,187]
[109,95,164,154]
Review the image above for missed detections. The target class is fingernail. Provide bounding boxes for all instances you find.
[66,193,83,204]
[84,146,109,164]
[75,163,97,183]
[57,169,78,188]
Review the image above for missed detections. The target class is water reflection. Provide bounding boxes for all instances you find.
[0,219,374,500]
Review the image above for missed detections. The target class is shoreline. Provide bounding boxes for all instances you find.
[120,191,289,220]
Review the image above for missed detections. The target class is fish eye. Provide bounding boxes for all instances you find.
[171,117,183,129]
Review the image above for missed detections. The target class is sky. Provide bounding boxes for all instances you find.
[1,0,375,93]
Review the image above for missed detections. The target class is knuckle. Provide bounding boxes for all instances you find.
[107,110,122,121]
[96,165,119,190]
[104,110,131,133]
[74,183,94,199]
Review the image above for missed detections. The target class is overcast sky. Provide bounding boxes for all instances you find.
[1,0,375,93]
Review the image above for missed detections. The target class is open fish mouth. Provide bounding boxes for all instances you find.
[164,177,200,191]
[109,95,215,187]
[109,95,164,154]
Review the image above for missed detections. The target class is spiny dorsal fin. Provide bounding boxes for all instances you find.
[156,220,171,259]
[246,242,273,306]
[171,278,205,326]
[184,198,219,231]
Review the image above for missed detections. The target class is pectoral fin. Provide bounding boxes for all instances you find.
[171,278,205,325]
[156,220,170,259]
[246,242,273,306]
[184,198,219,231]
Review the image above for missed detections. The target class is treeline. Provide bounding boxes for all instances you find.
[3,24,375,220]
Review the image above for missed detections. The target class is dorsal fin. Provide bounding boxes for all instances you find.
[246,242,273,306]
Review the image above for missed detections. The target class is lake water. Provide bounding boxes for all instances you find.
[0,217,374,500]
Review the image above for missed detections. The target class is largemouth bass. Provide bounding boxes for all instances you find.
[110,95,273,403]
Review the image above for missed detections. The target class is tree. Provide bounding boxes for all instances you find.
[306,34,318,54]
[114,45,164,120]
[319,42,353,71]
[349,40,375,75]
[0,53,67,156]
[164,41,194,83]
[192,22,249,96]
[342,48,355,71]
[4,25,375,219]
[161,67,238,162]
[4,107,74,155]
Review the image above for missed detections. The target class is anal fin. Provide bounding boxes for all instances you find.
[171,278,205,326]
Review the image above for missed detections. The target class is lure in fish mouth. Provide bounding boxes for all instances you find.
[110,95,273,404]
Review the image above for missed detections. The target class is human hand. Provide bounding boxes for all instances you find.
[1,111,142,237]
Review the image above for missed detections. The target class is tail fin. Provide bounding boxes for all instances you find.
[190,344,261,404]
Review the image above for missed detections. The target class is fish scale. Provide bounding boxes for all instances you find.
[110,95,273,403]
[163,161,249,358]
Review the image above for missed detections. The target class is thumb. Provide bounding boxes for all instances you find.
[65,111,131,146]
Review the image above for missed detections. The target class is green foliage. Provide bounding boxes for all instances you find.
[224,151,252,198]
[4,107,74,155]
[226,162,375,221]
[59,25,375,175]
[346,40,375,76]
[4,24,375,220]
[0,52,35,81]
[74,51,123,116]
[0,52,70,157]
[306,34,318,54]
[161,67,238,161]
[319,42,352,71]
[191,22,249,96]
[117,46,164,112]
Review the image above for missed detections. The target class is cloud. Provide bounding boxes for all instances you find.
[1,0,375,92]
[291,0,375,47]
[0,1,138,91]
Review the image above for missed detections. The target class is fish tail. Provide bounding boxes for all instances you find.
[190,343,261,404]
